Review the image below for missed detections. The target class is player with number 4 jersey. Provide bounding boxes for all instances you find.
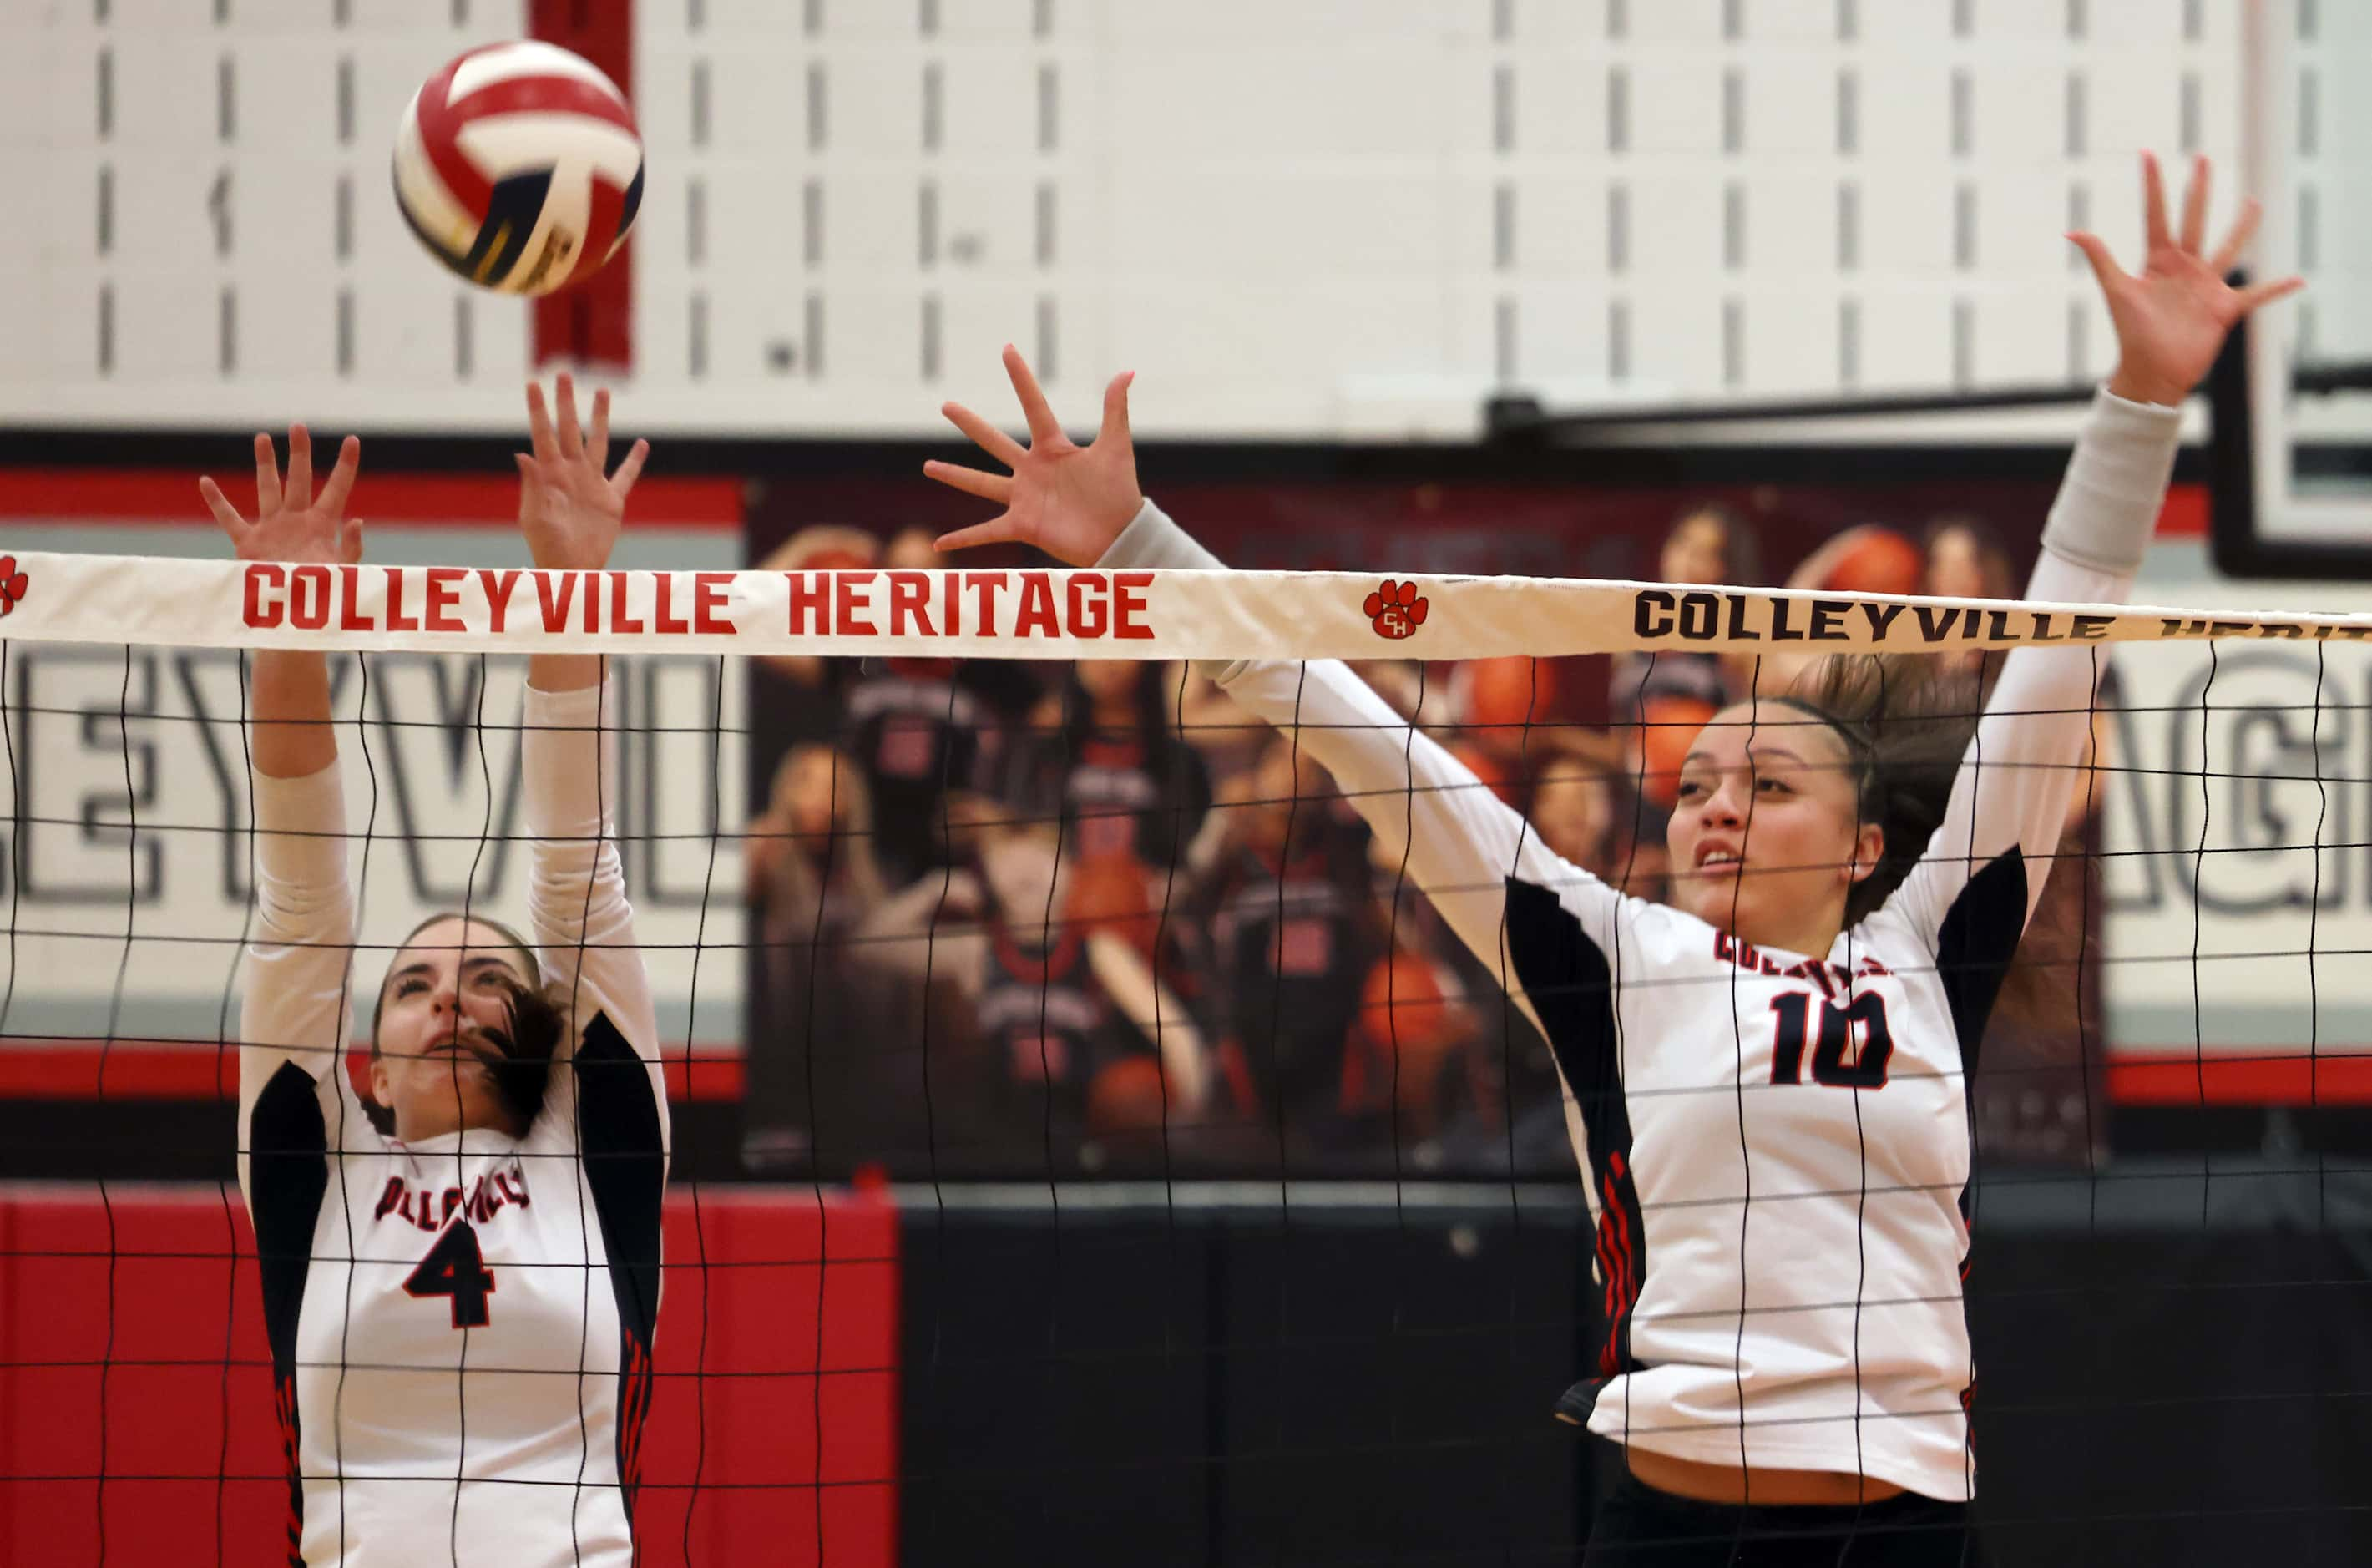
[926,154,2299,1561]
[211,377,662,1568]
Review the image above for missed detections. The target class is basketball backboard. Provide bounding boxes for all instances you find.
[2216,0,2372,578]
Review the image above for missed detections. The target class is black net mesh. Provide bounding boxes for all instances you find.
[2,608,2367,1565]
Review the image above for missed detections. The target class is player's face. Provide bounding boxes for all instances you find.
[1666,702,1883,953]
[1661,514,1730,586]
[372,916,537,1141]
[1926,527,1989,599]
[781,746,847,839]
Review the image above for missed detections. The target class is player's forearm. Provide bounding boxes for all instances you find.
[521,688,630,969]
[528,652,604,694]
[1980,386,2179,746]
[244,762,357,1085]
[1926,387,2180,921]
[250,650,337,780]
[522,675,660,1054]
[2032,386,2182,589]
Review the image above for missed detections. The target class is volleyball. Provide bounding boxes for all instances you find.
[392,41,645,296]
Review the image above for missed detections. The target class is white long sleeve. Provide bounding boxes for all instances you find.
[1891,387,2181,937]
[520,678,666,1148]
[237,761,370,1200]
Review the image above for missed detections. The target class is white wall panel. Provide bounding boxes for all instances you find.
[0,0,2300,438]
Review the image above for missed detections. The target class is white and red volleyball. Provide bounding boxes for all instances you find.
[393,41,645,297]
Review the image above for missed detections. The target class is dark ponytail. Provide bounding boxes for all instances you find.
[1768,655,1985,928]
[1778,651,2105,1110]
[480,979,569,1129]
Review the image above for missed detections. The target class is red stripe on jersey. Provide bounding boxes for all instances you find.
[616,1330,655,1509]
[273,1370,305,1567]
[1595,1190,1626,1373]
[1598,1150,1645,1378]
[1593,1222,1623,1362]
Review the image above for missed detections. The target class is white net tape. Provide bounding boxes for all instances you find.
[3,554,2369,658]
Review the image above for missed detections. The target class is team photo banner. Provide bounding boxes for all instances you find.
[0,552,2369,657]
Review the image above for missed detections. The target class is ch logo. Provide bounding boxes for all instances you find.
[0,556,30,617]
[1363,579,1428,641]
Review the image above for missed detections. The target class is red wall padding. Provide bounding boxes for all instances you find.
[0,1186,898,1565]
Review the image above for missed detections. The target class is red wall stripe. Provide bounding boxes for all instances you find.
[529,0,639,372]
[0,469,739,528]
[2106,1053,2372,1105]
[0,1042,746,1103]
[2155,480,2208,539]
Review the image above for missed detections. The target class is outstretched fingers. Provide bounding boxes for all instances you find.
[942,401,1029,469]
[285,425,314,508]
[933,516,1017,554]
[1099,371,1135,451]
[554,372,585,461]
[525,380,560,464]
[197,476,247,536]
[921,460,1014,504]
[1003,344,1064,448]
[608,438,650,502]
[253,432,283,518]
[316,436,362,518]
[2178,153,2210,256]
[2235,275,2308,315]
[2142,151,2172,255]
[339,518,367,566]
[2207,198,2264,280]
[589,387,612,471]
[2066,231,2126,294]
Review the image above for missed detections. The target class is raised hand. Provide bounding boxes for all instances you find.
[925,346,1141,567]
[199,427,363,566]
[516,372,648,573]
[2071,152,2304,407]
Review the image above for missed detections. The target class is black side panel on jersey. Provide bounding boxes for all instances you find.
[576,1012,665,1516]
[1503,876,1648,1377]
[1933,850,2031,1078]
[246,1060,328,1568]
[577,1013,665,1341]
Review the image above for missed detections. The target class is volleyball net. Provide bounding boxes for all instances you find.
[3,557,2369,1563]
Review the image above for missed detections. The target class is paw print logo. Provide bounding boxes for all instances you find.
[1363,579,1429,641]
[0,557,29,618]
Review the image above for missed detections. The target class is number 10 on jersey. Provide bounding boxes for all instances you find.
[1769,992,1894,1090]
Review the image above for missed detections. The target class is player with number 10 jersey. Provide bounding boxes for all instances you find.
[924,152,2299,1560]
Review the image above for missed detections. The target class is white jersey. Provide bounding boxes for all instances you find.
[1108,388,2177,1502]
[236,681,669,1568]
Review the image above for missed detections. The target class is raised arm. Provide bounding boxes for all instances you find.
[201,428,372,1199]
[1890,392,2176,936]
[509,377,665,1139]
[1896,154,2299,935]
